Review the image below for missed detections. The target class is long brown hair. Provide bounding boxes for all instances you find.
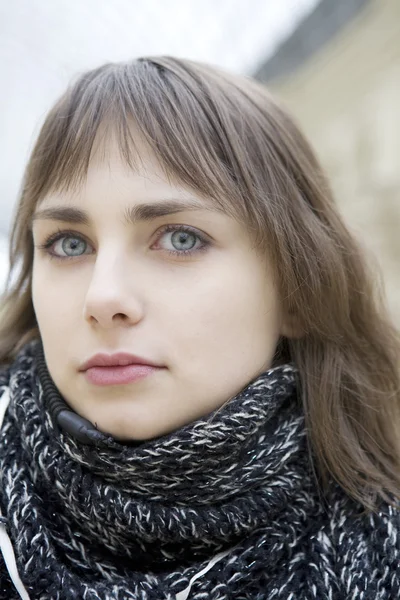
[1,57,399,512]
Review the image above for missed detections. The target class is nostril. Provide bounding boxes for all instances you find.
[111,313,131,325]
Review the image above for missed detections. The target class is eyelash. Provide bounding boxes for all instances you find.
[35,225,211,262]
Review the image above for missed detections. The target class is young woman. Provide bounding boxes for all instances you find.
[0,56,399,600]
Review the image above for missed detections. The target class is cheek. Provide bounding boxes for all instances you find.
[32,265,51,329]
[165,266,281,366]
[32,264,83,335]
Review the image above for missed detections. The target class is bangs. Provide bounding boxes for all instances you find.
[34,57,262,222]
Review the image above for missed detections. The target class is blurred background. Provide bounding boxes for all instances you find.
[0,0,399,322]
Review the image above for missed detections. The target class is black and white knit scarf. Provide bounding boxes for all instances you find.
[0,340,399,599]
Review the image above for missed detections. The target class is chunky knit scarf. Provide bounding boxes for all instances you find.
[0,340,399,600]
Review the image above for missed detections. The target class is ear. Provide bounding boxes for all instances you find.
[280,312,304,339]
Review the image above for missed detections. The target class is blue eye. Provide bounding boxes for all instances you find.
[36,230,93,260]
[57,236,87,257]
[155,225,210,257]
[171,230,196,251]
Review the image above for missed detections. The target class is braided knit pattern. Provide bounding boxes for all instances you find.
[0,340,399,599]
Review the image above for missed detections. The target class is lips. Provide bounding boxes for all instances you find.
[79,352,163,371]
[79,352,165,386]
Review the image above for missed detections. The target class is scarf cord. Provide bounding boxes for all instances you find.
[0,340,399,600]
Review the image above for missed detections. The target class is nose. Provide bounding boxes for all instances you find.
[83,252,144,329]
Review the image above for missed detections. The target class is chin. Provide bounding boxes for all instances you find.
[95,417,173,442]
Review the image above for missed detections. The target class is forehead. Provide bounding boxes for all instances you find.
[33,115,244,234]
[39,125,206,203]
[32,146,226,229]
[35,168,217,221]
[36,147,234,238]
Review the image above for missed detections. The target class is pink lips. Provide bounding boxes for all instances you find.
[79,353,164,386]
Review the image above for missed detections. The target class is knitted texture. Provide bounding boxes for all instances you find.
[0,340,399,599]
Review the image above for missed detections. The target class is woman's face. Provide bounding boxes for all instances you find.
[32,138,293,441]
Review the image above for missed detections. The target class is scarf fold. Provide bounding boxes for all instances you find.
[0,340,399,600]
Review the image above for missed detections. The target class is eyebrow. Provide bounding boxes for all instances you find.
[31,199,217,227]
